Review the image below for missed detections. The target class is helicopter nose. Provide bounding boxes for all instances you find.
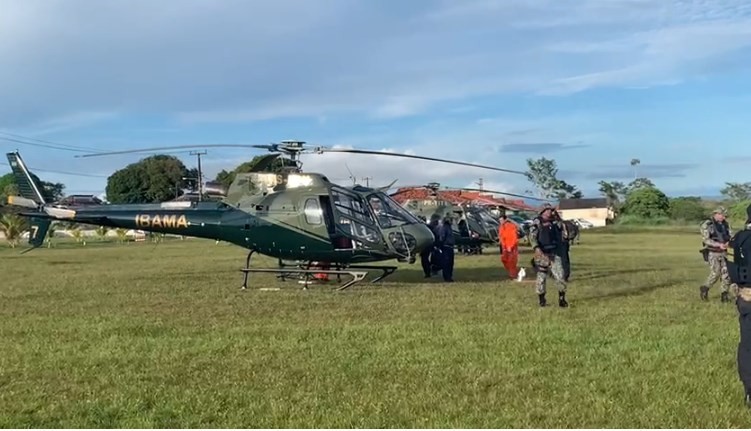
[407,223,435,254]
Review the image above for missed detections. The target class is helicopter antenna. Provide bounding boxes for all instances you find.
[476,177,484,191]
[344,163,356,185]
[362,176,372,187]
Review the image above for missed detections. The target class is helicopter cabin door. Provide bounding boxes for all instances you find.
[325,186,381,251]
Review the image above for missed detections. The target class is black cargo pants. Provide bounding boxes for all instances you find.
[738,289,751,395]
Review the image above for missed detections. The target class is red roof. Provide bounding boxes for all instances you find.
[392,188,534,211]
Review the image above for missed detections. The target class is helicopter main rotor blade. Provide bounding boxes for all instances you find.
[74,144,274,158]
[317,148,526,175]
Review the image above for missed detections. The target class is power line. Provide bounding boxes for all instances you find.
[0,161,109,178]
[0,131,101,153]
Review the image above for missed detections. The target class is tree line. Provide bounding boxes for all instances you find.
[523,156,750,226]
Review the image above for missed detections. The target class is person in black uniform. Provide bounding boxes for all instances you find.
[438,215,455,282]
[728,203,751,407]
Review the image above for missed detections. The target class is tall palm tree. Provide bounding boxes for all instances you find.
[630,158,640,179]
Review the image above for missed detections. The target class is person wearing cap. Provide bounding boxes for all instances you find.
[728,203,751,407]
[529,204,568,307]
[699,206,733,302]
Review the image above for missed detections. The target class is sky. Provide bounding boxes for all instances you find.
[1,0,751,200]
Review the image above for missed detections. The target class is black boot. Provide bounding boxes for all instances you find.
[700,285,709,301]
[559,291,569,308]
[721,291,730,303]
[538,293,546,307]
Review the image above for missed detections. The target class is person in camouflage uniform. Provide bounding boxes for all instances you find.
[529,204,568,307]
[700,206,733,302]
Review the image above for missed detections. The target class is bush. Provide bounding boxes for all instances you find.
[729,200,751,226]
[622,187,670,219]
[668,196,707,222]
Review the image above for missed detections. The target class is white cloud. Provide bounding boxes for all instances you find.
[1,0,750,128]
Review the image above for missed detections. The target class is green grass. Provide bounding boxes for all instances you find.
[1,228,750,427]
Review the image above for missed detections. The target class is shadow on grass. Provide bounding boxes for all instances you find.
[575,278,692,303]
[569,268,674,282]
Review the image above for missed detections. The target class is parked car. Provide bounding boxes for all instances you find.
[572,218,594,229]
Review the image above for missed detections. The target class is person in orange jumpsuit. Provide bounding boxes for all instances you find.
[499,214,520,280]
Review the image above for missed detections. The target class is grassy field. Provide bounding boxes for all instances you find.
[1,227,750,428]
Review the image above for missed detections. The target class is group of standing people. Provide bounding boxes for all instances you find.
[419,206,577,301]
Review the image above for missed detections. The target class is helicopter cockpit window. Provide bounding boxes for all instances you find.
[303,198,322,225]
[329,187,379,244]
[366,193,421,228]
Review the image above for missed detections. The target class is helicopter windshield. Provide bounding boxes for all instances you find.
[477,209,499,225]
[366,193,421,228]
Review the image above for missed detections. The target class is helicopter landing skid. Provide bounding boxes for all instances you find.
[239,252,397,291]
[241,268,368,290]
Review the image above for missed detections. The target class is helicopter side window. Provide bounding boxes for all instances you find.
[303,198,322,225]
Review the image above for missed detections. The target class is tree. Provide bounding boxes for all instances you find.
[95,225,109,241]
[106,155,188,204]
[622,186,670,218]
[630,158,640,179]
[0,173,15,202]
[628,177,654,191]
[729,200,751,226]
[598,180,628,206]
[214,155,297,189]
[668,196,706,222]
[720,182,751,203]
[524,157,582,199]
[182,167,200,192]
[0,213,26,248]
[0,172,64,203]
[115,228,128,244]
[215,169,235,190]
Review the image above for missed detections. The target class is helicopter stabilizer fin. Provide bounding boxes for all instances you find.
[5,151,46,206]
[24,215,52,250]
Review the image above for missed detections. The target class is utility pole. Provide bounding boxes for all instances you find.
[361,176,372,187]
[190,150,207,201]
[476,177,484,191]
